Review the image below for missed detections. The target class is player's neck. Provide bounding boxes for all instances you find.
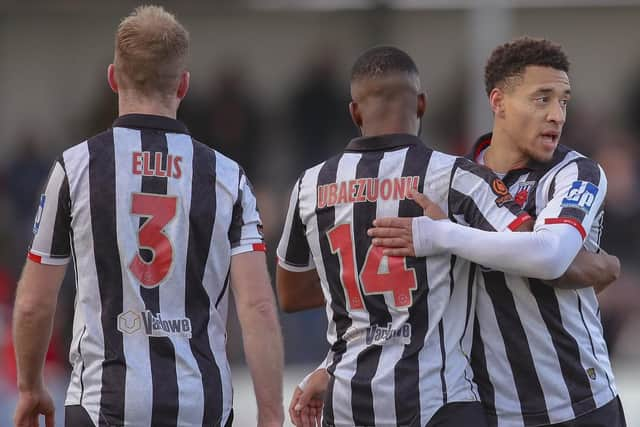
[118,95,178,119]
[361,120,419,137]
[484,129,528,173]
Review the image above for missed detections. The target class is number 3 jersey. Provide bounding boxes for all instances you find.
[277,134,530,427]
[29,114,264,427]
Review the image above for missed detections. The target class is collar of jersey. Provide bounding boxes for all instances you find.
[345,133,422,152]
[468,132,548,172]
[113,114,190,135]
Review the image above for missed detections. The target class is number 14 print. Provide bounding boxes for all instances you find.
[328,223,417,310]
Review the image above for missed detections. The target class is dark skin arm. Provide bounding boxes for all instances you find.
[513,217,620,293]
[276,264,325,313]
[544,248,620,294]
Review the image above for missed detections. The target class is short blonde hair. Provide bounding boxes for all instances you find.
[114,5,189,97]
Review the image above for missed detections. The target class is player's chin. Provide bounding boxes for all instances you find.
[532,146,556,163]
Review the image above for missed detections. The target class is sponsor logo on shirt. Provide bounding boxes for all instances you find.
[341,323,413,346]
[491,178,514,207]
[117,310,192,338]
[365,323,411,346]
[561,180,598,212]
[33,194,46,235]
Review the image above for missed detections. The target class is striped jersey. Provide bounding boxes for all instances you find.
[469,134,617,427]
[277,134,530,427]
[29,114,264,427]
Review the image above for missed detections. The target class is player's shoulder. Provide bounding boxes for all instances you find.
[298,152,343,185]
[425,149,466,172]
[193,138,245,176]
[59,129,116,168]
[448,152,496,180]
[545,144,605,181]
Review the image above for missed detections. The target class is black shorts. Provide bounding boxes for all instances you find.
[321,401,486,427]
[65,405,234,427]
[426,401,488,427]
[65,405,95,427]
[546,396,626,427]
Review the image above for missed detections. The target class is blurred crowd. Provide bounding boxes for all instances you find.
[0,51,639,402]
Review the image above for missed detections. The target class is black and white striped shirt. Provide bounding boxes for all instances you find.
[29,114,264,427]
[469,134,617,427]
[277,134,530,426]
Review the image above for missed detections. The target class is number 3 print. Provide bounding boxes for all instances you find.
[129,192,178,287]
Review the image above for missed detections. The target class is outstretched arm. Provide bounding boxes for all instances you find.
[13,259,67,427]
[369,190,580,280]
[231,251,284,427]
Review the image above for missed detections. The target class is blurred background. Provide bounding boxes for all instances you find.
[0,0,639,425]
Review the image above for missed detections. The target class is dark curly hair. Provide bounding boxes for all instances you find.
[351,46,418,82]
[484,37,569,96]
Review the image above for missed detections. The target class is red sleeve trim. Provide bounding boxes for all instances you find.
[252,243,267,252]
[507,213,533,231]
[544,217,586,240]
[27,251,42,263]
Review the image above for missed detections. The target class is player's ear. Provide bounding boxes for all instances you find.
[349,101,362,129]
[417,92,427,118]
[107,64,119,93]
[489,88,504,117]
[177,71,190,100]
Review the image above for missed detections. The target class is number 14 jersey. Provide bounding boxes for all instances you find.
[29,114,264,427]
[277,134,530,427]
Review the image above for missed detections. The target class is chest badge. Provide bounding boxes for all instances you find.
[514,181,535,208]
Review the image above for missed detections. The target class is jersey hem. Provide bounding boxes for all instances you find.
[489,390,619,427]
[508,213,533,231]
[276,257,316,272]
[231,241,265,256]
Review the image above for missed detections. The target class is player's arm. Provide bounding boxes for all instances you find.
[231,252,284,427]
[512,215,621,292]
[276,266,324,312]
[13,261,66,427]
[276,177,324,312]
[289,352,332,426]
[229,169,284,427]
[544,248,620,292]
[14,158,71,427]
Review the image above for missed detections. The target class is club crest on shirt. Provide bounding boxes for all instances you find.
[587,367,597,380]
[514,181,535,208]
[561,180,598,212]
[32,194,46,235]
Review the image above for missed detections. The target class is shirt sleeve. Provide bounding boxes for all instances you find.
[229,169,266,256]
[276,178,315,272]
[534,158,607,241]
[28,158,72,265]
[448,158,531,232]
